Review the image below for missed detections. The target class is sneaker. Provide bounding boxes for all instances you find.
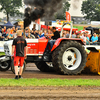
[19,75,23,79]
[14,76,19,80]
[19,77,23,79]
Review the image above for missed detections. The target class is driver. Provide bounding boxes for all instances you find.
[45,27,60,40]
[45,27,60,53]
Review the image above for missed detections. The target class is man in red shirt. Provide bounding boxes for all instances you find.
[12,30,27,79]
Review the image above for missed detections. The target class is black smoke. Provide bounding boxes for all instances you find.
[24,0,63,29]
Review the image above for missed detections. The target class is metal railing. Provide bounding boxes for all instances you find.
[60,22,73,38]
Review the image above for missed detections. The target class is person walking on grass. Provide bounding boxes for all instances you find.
[12,30,27,79]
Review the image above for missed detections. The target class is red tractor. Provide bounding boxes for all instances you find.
[1,22,87,75]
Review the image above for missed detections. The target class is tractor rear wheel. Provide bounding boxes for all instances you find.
[35,62,54,72]
[52,41,87,75]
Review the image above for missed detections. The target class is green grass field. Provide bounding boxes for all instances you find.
[73,26,83,31]
[0,78,100,87]
[0,52,5,56]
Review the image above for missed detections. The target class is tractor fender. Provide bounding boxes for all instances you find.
[51,38,84,52]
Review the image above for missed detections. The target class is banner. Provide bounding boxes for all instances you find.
[66,12,71,21]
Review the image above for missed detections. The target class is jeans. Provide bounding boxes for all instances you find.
[46,40,56,52]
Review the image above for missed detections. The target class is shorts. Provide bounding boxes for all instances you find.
[14,56,24,67]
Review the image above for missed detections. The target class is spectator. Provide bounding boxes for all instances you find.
[6,28,11,34]
[0,32,2,40]
[80,32,83,38]
[81,32,86,45]
[66,30,70,38]
[91,33,98,45]
[72,31,76,38]
[44,30,47,35]
[11,26,15,34]
[31,29,35,34]
[62,31,66,38]
[38,30,44,38]
[98,34,100,42]
[6,30,13,40]
[15,27,18,32]
[86,32,90,45]
[4,26,6,32]
[0,26,2,33]
[27,33,32,39]
[31,30,34,34]
[25,29,29,37]
[47,30,52,39]
[76,33,80,38]
[13,30,17,38]
[33,30,39,38]
[1,28,6,40]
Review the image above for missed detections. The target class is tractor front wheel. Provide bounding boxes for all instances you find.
[35,62,54,72]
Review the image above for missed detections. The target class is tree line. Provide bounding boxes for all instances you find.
[0,0,99,21]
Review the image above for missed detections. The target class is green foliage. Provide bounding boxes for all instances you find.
[55,14,66,20]
[56,0,70,20]
[0,78,100,86]
[80,21,87,24]
[0,0,23,21]
[63,1,70,14]
[81,0,100,21]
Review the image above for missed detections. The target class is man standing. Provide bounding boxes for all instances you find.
[12,30,27,79]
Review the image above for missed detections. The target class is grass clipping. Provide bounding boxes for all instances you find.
[0,78,100,87]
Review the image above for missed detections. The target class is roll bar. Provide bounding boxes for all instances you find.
[60,22,73,38]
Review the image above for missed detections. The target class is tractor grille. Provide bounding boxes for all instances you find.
[4,44,10,56]
[4,45,9,49]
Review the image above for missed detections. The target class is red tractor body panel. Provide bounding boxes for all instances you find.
[38,39,48,54]
[27,38,48,55]
[26,38,84,55]
[27,43,39,55]
[51,38,84,52]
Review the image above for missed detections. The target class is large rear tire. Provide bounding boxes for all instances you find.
[35,62,54,72]
[11,60,26,74]
[52,41,87,75]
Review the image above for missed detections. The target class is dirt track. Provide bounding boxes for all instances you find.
[0,63,100,100]
[0,63,100,79]
[0,86,100,100]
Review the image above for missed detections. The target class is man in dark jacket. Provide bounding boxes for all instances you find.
[45,27,60,52]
